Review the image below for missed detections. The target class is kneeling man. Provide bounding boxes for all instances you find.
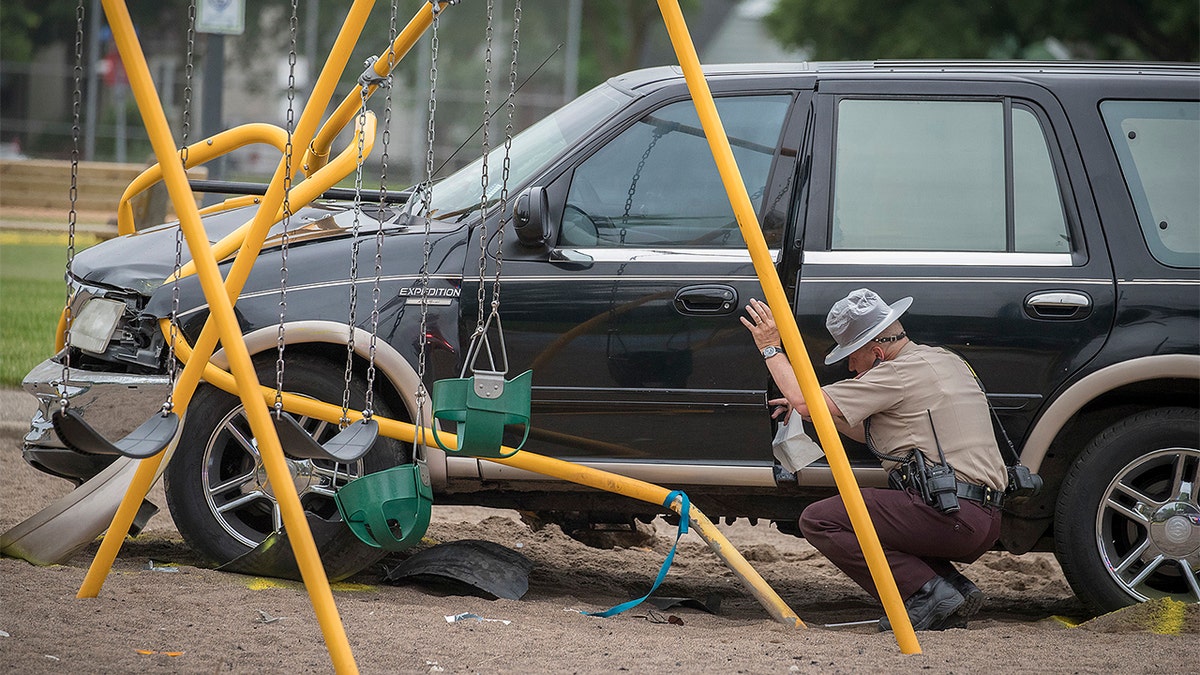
[742,289,1008,630]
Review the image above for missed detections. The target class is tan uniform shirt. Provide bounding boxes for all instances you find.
[824,342,1008,492]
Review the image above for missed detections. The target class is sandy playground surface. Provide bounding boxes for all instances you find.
[0,388,1196,673]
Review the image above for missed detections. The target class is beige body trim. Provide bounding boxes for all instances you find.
[1020,354,1200,472]
[211,320,446,488]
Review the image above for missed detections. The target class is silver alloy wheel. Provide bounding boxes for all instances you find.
[1096,447,1200,604]
[200,405,364,548]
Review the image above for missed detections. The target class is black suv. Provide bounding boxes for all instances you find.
[20,61,1199,613]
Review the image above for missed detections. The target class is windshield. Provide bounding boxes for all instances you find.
[421,83,631,221]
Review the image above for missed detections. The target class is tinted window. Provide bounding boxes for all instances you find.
[561,95,791,248]
[426,83,630,219]
[831,99,1070,253]
[1101,100,1200,268]
[1013,107,1071,253]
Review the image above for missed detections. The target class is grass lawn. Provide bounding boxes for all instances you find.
[0,232,99,387]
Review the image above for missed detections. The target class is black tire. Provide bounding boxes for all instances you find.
[165,353,410,581]
[1053,407,1200,613]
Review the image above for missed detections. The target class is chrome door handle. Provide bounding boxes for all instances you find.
[674,284,738,315]
[1025,291,1092,319]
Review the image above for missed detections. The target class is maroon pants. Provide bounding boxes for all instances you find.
[799,487,1002,600]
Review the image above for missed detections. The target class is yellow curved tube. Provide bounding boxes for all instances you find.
[172,111,376,281]
[116,123,289,235]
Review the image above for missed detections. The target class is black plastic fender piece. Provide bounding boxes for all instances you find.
[382,539,534,600]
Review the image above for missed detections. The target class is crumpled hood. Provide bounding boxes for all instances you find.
[70,202,405,296]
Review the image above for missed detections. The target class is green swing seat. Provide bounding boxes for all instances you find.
[431,369,532,459]
[335,462,433,551]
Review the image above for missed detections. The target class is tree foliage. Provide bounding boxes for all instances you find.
[1,1,690,83]
[766,0,1199,62]
[1,3,77,62]
[579,0,669,86]
[0,1,191,62]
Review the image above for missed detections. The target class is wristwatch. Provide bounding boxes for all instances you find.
[761,345,783,359]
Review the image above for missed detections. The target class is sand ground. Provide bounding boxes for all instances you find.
[1,388,1196,674]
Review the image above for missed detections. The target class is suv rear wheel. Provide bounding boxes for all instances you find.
[1054,407,1200,613]
[164,354,409,580]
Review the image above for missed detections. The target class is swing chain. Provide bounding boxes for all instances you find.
[274,0,301,417]
[474,0,496,337]
[164,1,198,416]
[459,0,520,381]
[621,125,666,246]
[61,0,86,413]
[415,4,444,457]
[164,230,183,415]
[179,1,195,170]
[274,228,289,418]
[491,0,521,314]
[342,75,371,427]
[365,7,401,422]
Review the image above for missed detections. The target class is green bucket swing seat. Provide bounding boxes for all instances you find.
[335,461,433,551]
[431,369,532,459]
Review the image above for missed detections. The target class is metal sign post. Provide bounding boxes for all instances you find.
[195,0,244,194]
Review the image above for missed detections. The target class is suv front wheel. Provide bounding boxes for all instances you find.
[164,353,409,580]
[1054,407,1200,613]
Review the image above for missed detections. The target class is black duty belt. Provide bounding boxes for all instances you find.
[957,481,1003,508]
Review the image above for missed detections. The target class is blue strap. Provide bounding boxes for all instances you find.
[585,490,690,618]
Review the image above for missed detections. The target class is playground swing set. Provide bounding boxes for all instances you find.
[15,1,930,670]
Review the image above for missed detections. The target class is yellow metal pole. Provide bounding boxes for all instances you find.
[502,453,805,628]
[83,4,383,673]
[80,0,380,600]
[655,0,920,653]
[117,123,289,234]
[305,1,447,173]
[197,194,263,215]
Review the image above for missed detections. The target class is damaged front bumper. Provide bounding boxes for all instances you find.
[21,356,170,483]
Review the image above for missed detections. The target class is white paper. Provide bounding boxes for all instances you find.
[771,413,825,473]
[445,613,511,625]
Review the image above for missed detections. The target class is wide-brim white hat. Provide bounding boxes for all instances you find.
[824,289,912,365]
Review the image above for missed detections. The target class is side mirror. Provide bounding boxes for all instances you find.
[512,186,550,248]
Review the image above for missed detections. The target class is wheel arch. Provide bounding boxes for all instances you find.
[1000,355,1198,554]
[1022,354,1199,474]
[207,320,448,488]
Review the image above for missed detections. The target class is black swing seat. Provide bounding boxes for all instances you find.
[271,412,378,463]
[52,407,179,459]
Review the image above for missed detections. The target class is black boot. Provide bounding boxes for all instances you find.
[879,576,964,632]
[927,570,984,630]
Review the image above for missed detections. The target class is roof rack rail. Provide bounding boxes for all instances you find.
[869,59,1199,73]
